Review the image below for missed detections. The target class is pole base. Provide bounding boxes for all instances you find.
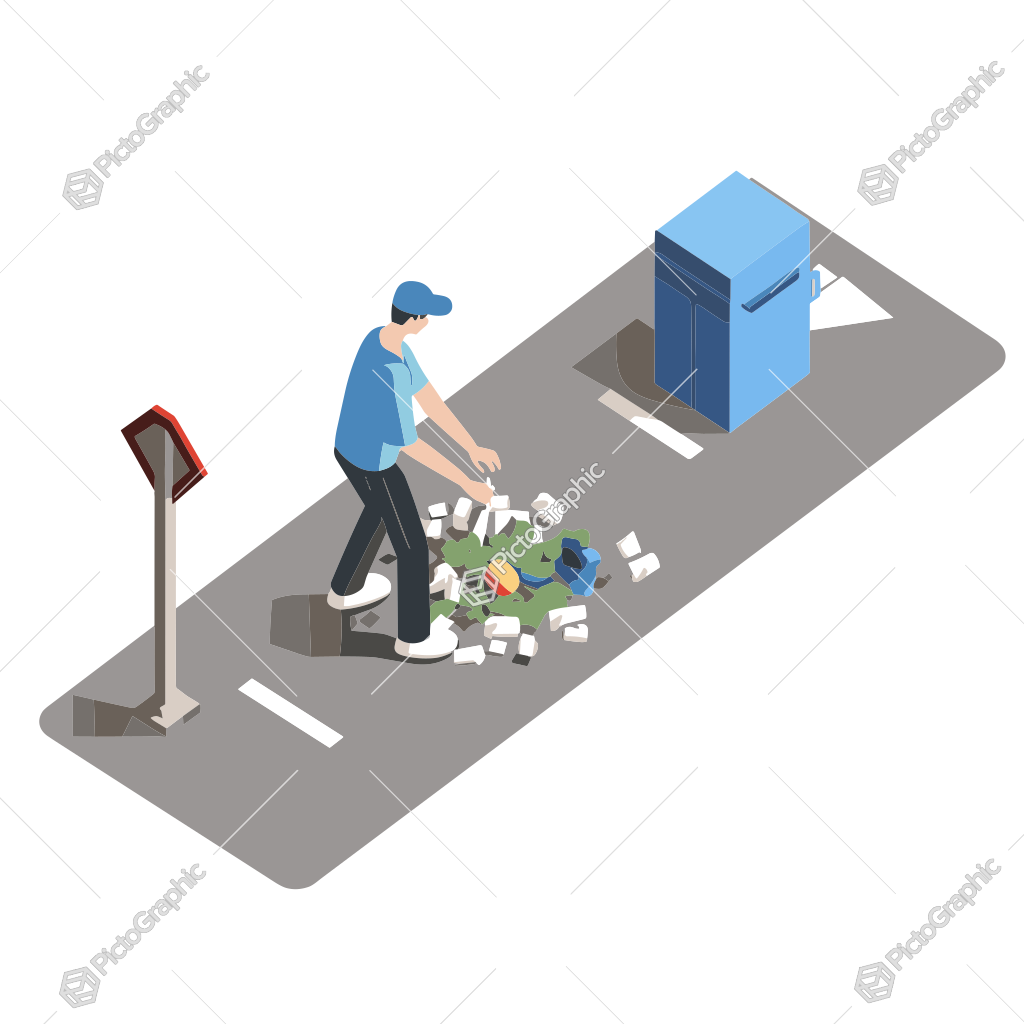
[151,691,200,729]
[72,689,200,737]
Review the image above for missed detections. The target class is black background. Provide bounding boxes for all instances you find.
[2,2,1024,1024]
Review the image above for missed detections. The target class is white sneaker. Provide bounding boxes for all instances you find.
[395,630,459,659]
[326,573,391,610]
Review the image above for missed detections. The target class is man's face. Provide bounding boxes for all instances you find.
[406,314,429,335]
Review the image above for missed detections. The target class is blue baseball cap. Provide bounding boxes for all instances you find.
[392,280,452,317]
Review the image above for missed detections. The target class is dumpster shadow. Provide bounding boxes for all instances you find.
[269,592,451,664]
[573,319,728,434]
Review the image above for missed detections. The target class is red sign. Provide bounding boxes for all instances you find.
[122,405,207,502]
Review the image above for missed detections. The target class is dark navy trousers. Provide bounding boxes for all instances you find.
[330,448,430,644]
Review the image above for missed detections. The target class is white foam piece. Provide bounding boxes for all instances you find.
[453,496,473,530]
[471,506,489,543]
[427,502,449,519]
[810,276,892,331]
[563,624,588,642]
[429,562,457,593]
[490,494,510,510]
[598,390,703,459]
[532,492,554,511]
[629,552,661,582]
[518,634,538,657]
[616,531,641,558]
[812,263,838,289]
[493,509,514,535]
[549,605,586,631]
[430,561,454,585]
[444,576,462,602]
[488,639,507,656]
[511,510,530,522]
[484,615,520,638]
[425,519,442,539]
[454,645,485,666]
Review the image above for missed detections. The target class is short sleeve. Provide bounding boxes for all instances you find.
[367,365,411,447]
[403,344,430,395]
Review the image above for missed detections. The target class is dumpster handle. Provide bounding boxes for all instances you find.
[741,268,801,313]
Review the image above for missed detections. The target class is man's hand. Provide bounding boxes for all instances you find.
[464,479,494,505]
[468,445,501,473]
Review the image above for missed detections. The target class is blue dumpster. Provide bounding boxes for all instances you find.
[654,172,820,432]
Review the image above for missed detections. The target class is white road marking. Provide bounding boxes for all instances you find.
[598,390,703,459]
[810,276,892,330]
[239,679,342,748]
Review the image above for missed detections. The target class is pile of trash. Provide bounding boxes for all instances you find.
[420,489,660,667]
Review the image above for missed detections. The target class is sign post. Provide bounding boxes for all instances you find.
[73,406,207,737]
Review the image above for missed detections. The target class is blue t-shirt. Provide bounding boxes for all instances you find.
[334,328,430,471]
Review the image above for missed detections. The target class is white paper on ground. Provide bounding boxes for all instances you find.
[471,506,489,543]
[518,634,538,657]
[616,531,641,558]
[810,276,892,331]
[485,615,520,638]
[454,645,485,665]
[629,552,661,582]
[453,496,473,530]
[549,605,586,630]
[430,561,454,585]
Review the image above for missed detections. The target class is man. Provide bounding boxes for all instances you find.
[329,281,499,659]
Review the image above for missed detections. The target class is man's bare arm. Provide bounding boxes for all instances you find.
[401,437,493,504]
[414,383,501,472]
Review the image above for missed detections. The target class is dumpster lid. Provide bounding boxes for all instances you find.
[657,172,808,280]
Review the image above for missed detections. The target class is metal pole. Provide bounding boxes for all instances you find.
[153,427,176,708]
